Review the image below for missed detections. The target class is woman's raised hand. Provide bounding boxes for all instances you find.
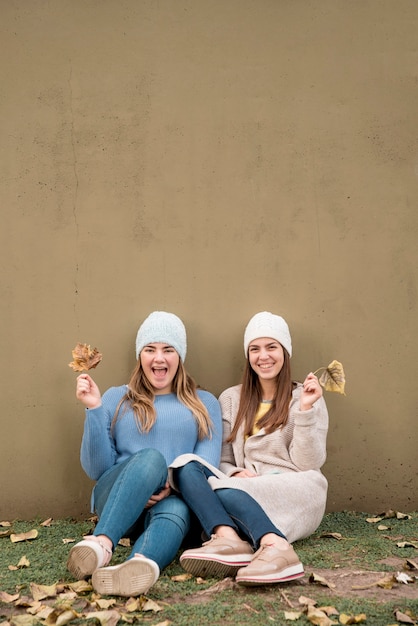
[300,372,323,411]
[76,374,102,409]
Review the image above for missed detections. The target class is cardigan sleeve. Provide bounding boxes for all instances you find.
[218,386,246,476]
[287,392,328,470]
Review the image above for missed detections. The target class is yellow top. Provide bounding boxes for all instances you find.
[249,401,272,437]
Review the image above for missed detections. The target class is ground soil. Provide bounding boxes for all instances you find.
[180,558,418,605]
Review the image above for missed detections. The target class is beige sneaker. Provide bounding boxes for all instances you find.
[180,535,253,578]
[92,554,159,597]
[236,544,304,585]
[67,535,112,580]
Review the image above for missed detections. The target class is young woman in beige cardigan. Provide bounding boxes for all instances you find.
[171,311,329,586]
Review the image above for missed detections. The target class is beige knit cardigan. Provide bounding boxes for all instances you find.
[170,382,329,544]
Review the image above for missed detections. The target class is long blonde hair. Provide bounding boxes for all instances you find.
[228,348,295,441]
[111,359,212,439]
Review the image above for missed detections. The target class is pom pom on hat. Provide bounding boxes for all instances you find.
[135,311,187,361]
[244,311,292,357]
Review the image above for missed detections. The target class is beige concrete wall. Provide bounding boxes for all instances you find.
[1,0,417,519]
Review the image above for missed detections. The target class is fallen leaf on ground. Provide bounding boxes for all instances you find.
[394,609,417,624]
[40,518,53,527]
[0,521,12,526]
[320,532,343,540]
[170,573,192,582]
[284,611,303,620]
[406,558,418,570]
[142,598,163,612]
[30,583,58,601]
[395,571,414,584]
[307,604,338,625]
[10,530,38,543]
[69,343,102,372]
[397,541,418,549]
[309,572,336,588]
[85,610,121,626]
[62,538,75,544]
[0,591,20,602]
[339,613,367,624]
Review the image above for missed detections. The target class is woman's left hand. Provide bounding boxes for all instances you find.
[300,372,323,411]
[144,481,171,509]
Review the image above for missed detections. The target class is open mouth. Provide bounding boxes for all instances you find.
[152,367,168,379]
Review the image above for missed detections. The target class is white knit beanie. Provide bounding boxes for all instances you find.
[243,311,292,357]
[135,311,187,361]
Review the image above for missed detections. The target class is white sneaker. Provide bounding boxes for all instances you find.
[67,535,112,580]
[92,554,160,597]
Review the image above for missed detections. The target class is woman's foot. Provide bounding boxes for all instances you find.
[67,535,112,580]
[236,544,304,586]
[180,535,253,578]
[92,554,159,597]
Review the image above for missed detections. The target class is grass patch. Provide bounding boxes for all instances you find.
[0,512,417,625]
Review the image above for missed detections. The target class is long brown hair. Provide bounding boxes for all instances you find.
[111,359,212,440]
[228,348,294,441]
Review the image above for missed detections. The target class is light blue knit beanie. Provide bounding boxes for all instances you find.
[135,311,187,361]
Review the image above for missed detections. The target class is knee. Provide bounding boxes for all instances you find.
[128,449,167,475]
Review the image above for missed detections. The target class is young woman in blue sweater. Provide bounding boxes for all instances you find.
[67,311,222,597]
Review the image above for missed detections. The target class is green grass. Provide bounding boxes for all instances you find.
[1,512,417,625]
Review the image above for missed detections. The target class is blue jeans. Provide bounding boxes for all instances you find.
[93,449,190,570]
[174,461,286,549]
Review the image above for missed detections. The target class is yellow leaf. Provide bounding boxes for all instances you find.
[85,610,121,626]
[309,572,336,588]
[17,555,30,568]
[318,360,346,395]
[68,343,102,372]
[307,605,338,626]
[30,582,58,601]
[171,573,192,582]
[10,529,38,543]
[284,611,303,620]
[142,598,163,612]
[339,614,367,624]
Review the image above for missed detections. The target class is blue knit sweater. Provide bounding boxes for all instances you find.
[80,385,222,481]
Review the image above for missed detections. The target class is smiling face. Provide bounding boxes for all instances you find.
[139,343,180,394]
[248,337,285,383]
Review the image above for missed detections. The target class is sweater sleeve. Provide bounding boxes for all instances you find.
[287,393,329,470]
[80,390,118,480]
[192,391,223,467]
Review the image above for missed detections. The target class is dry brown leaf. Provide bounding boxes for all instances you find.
[142,598,163,612]
[0,520,12,527]
[85,610,121,626]
[307,605,338,626]
[299,595,318,606]
[0,590,20,602]
[62,538,75,545]
[10,529,38,543]
[309,572,336,588]
[30,582,58,601]
[284,611,303,621]
[339,614,367,624]
[317,360,346,395]
[171,573,192,582]
[41,518,53,527]
[393,610,417,625]
[16,555,30,568]
[320,532,343,540]
[0,528,12,538]
[397,541,418,549]
[406,558,418,570]
[68,343,102,372]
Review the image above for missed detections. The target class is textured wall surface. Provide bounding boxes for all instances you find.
[1,0,417,518]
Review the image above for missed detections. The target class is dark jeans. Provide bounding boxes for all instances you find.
[174,461,286,549]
